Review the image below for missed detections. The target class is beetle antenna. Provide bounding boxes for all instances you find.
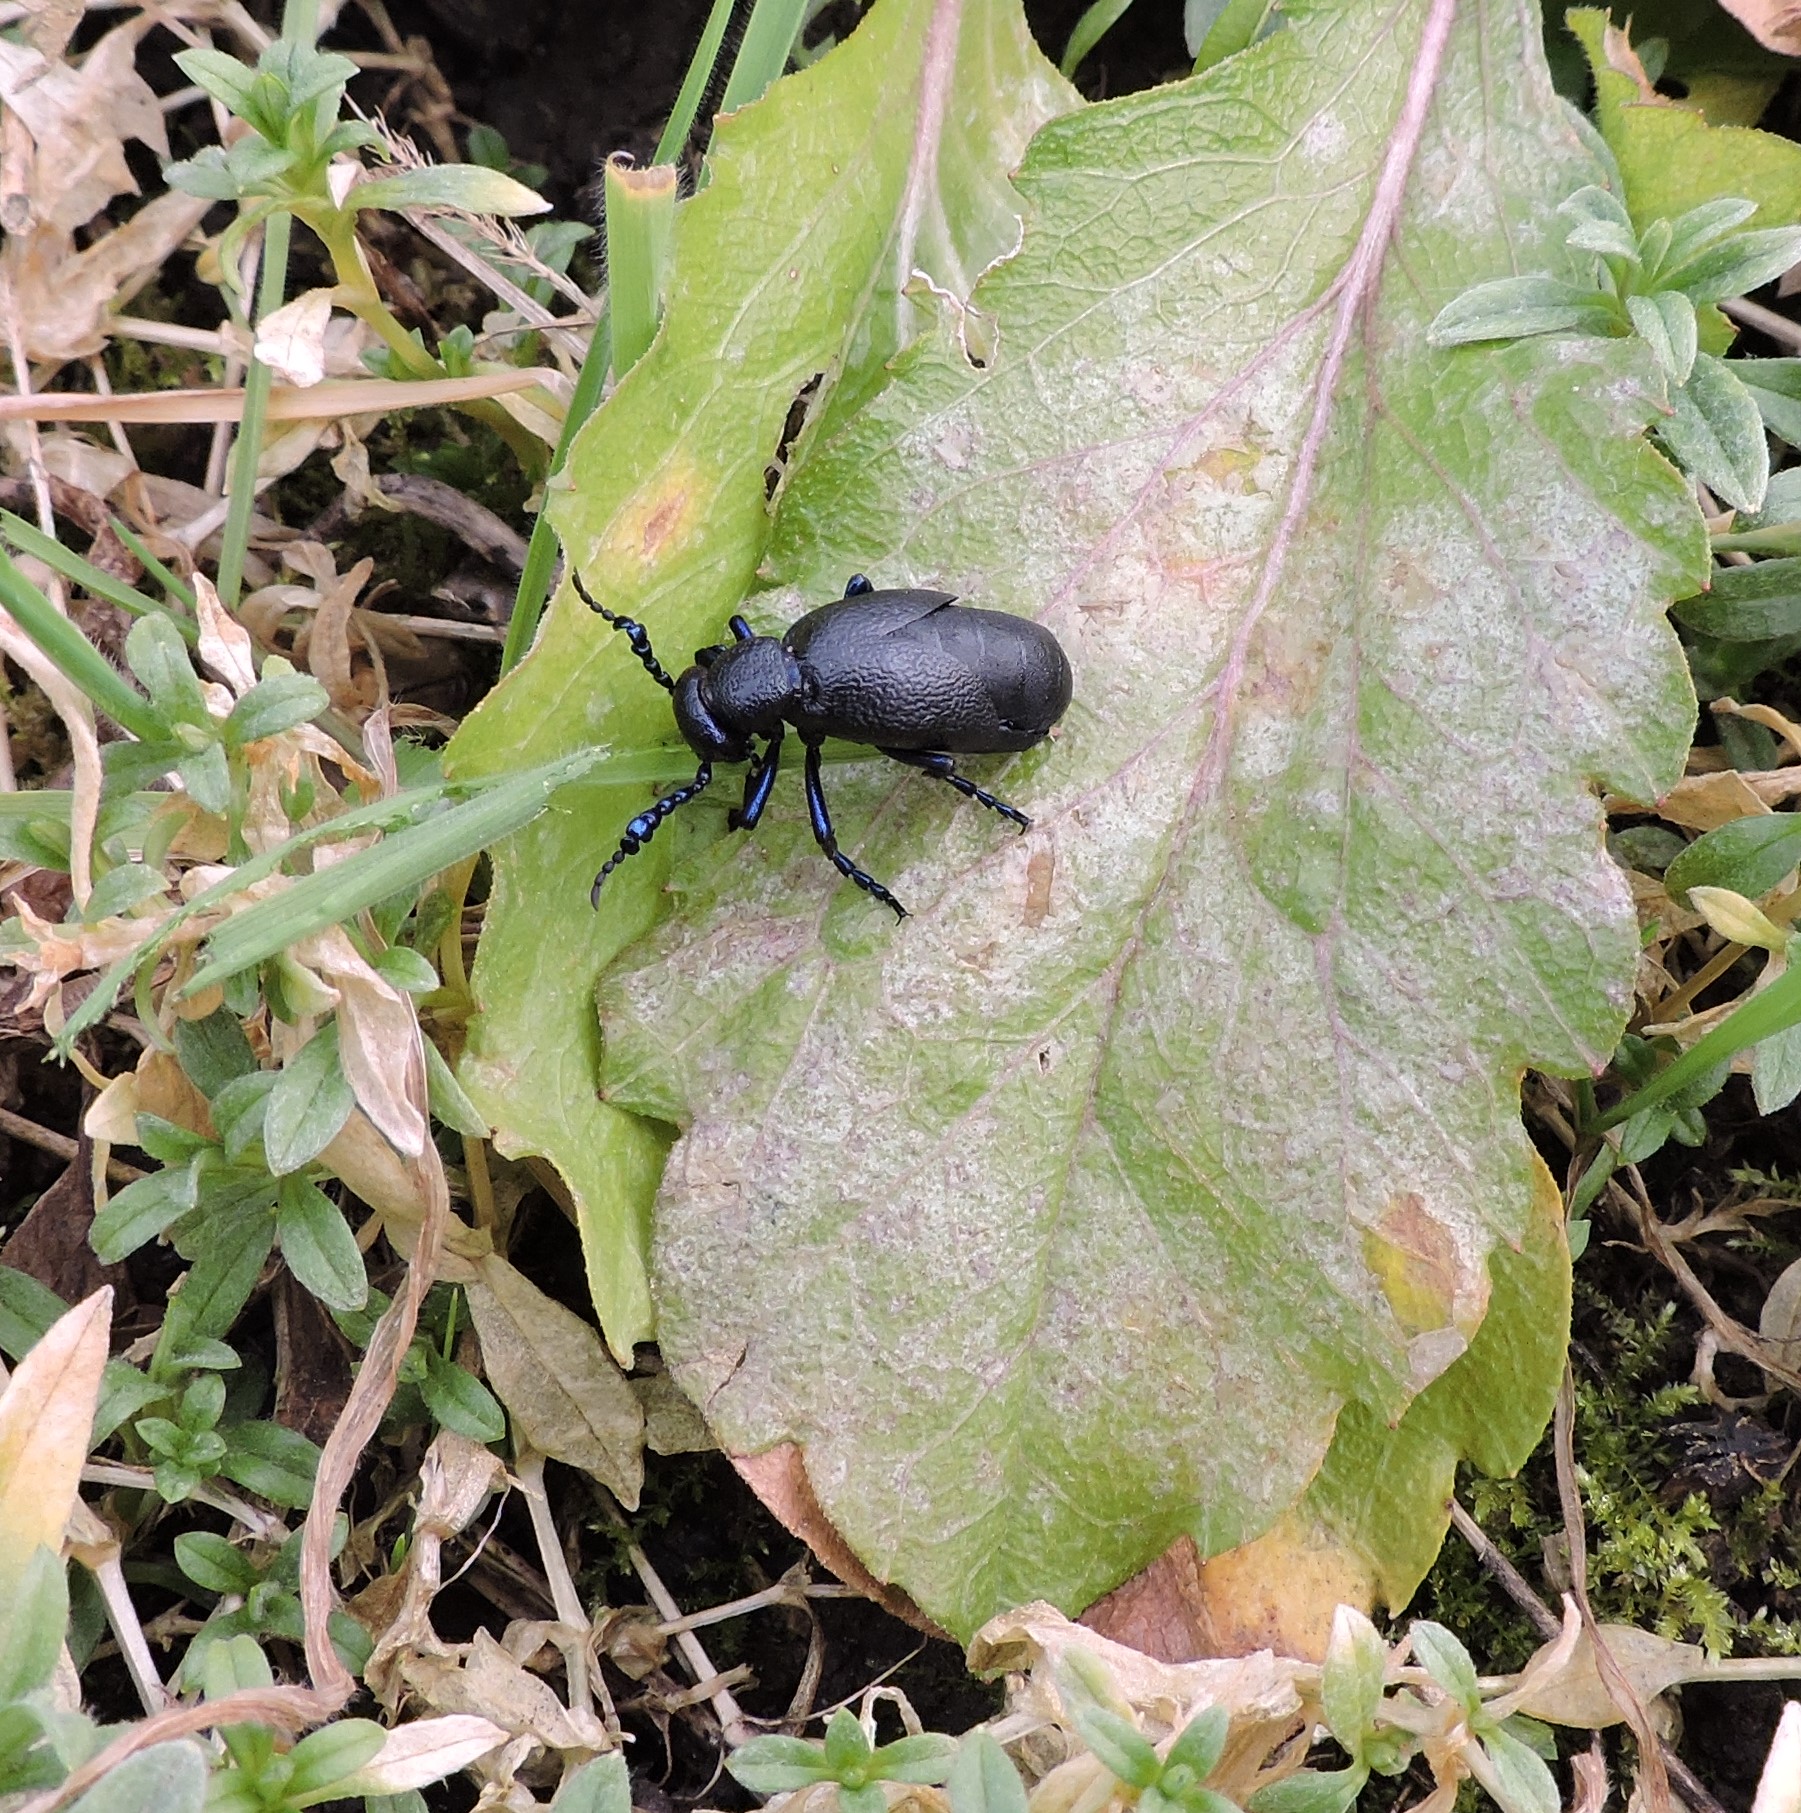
[591,763,714,907]
[570,568,676,692]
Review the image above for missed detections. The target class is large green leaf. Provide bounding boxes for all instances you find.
[596,0,1702,1636]
[447,0,1074,1358]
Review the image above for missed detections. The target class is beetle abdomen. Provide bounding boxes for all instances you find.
[785,591,1071,753]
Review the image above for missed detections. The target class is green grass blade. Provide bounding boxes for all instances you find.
[719,0,810,115]
[1061,0,1135,76]
[1588,959,1801,1132]
[500,311,611,675]
[1,511,197,644]
[49,745,696,1052]
[655,0,737,165]
[108,517,197,610]
[0,547,162,741]
[605,156,678,379]
[182,747,605,995]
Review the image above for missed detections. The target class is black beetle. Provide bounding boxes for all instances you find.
[574,572,1073,918]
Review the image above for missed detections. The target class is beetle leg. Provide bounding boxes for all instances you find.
[729,729,783,831]
[803,740,907,920]
[843,573,874,597]
[570,569,676,693]
[880,749,1031,832]
[591,763,713,907]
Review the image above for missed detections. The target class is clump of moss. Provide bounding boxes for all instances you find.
[1414,1276,1801,1663]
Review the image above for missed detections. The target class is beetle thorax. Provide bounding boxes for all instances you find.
[701,636,802,739]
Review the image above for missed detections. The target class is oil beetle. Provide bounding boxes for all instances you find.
[575,572,1073,918]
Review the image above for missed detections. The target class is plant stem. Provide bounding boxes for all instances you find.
[215,211,292,608]
[719,0,810,115]
[655,0,737,165]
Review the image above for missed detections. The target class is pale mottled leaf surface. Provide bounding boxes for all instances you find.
[599,0,1702,1637]
[447,0,1073,1357]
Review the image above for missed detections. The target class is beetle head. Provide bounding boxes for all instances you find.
[672,667,754,763]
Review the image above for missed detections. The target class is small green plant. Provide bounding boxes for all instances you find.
[727,1706,961,1813]
[173,1525,372,1687]
[202,1637,388,1812]
[166,41,545,381]
[1430,185,1801,511]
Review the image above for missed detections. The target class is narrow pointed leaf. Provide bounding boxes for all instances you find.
[1662,353,1770,513]
[1626,291,1696,385]
[1426,274,1619,345]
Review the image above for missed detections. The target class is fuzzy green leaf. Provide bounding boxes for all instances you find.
[593,0,1697,1641]
[947,1733,1029,1813]
[1661,353,1769,513]
[352,167,549,218]
[276,1175,367,1313]
[1626,291,1696,385]
[1426,274,1618,345]
[263,1022,355,1176]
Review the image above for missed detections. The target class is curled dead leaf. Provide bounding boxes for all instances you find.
[253,288,337,389]
[418,1429,506,1538]
[294,924,427,1157]
[1507,1622,1705,1728]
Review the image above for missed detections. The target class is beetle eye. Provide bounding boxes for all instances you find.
[694,645,724,668]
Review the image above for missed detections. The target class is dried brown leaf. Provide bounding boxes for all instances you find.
[0,20,163,233]
[396,1628,608,1752]
[294,923,427,1157]
[0,1286,110,1591]
[464,1254,644,1505]
[418,1429,507,1537]
[1509,1623,1706,1729]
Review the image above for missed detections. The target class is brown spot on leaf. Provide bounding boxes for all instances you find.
[595,458,702,574]
[1024,848,1054,926]
[1363,1192,1467,1336]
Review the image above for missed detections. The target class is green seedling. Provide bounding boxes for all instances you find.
[201,1637,386,1812]
[173,1526,370,1688]
[727,1706,960,1813]
[1430,186,1801,511]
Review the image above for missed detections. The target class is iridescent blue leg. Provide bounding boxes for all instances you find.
[729,729,783,831]
[843,574,874,597]
[880,748,1030,831]
[592,763,713,907]
[570,569,676,692]
[803,740,906,919]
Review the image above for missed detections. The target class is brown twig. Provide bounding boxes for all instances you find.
[1619,1173,1801,1396]
[0,1105,145,1183]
